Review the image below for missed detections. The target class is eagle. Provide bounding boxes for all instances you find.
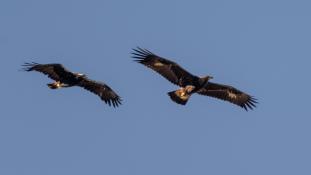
[22,62,122,107]
[132,47,257,110]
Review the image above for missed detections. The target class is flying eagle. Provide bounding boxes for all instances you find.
[132,47,257,110]
[22,62,122,107]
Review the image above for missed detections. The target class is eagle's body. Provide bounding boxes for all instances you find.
[46,73,86,89]
[132,47,257,110]
[22,62,122,107]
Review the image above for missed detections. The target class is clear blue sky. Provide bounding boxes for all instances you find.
[0,0,310,174]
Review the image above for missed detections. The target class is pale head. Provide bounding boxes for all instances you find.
[201,75,213,81]
[75,72,86,77]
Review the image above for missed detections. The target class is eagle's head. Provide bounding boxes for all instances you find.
[75,73,86,78]
[200,75,213,86]
[201,75,213,81]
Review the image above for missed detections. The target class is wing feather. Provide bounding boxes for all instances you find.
[132,47,197,87]
[78,78,122,107]
[22,62,74,81]
[197,82,257,111]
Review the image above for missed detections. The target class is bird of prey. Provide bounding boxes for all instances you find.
[22,62,122,107]
[132,47,257,110]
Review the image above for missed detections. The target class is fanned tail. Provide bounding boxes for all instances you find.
[168,89,192,105]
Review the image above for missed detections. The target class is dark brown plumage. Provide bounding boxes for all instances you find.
[22,62,122,107]
[197,82,257,111]
[132,47,257,110]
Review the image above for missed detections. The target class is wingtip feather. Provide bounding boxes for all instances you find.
[21,62,40,71]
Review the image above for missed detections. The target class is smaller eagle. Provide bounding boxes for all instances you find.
[132,47,257,110]
[22,62,122,107]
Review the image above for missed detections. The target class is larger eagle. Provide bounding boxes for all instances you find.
[22,62,122,107]
[132,47,257,110]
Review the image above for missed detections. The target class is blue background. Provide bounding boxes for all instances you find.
[1,0,310,174]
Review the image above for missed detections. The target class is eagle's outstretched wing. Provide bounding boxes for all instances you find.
[197,82,257,110]
[132,47,197,87]
[22,62,74,81]
[78,78,122,107]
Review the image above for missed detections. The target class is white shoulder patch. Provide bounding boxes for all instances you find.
[154,62,164,67]
[228,91,237,99]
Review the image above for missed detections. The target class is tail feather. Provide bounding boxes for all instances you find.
[168,89,191,105]
[47,83,59,89]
